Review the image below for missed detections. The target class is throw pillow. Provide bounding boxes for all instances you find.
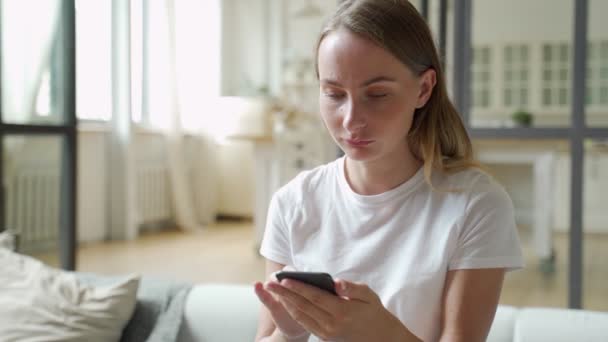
[0,247,140,342]
[0,231,16,250]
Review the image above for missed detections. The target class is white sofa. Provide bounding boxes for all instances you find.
[177,284,608,342]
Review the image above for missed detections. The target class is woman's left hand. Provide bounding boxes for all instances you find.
[265,278,415,342]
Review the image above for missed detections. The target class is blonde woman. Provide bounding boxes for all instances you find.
[254,1,523,341]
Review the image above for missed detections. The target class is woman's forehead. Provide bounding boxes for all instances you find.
[318,30,412,83]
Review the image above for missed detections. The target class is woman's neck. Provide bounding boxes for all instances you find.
[344,151,423,196]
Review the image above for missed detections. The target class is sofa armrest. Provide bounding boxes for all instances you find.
[178,284,261,342]
[487,305,518,342]
[514,307,608,342]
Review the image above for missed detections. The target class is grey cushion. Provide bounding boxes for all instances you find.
[77,273,191,342]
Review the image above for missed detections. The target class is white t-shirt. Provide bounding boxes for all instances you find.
[260,157,524,341]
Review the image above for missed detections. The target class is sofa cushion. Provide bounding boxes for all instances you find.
[118,277,191,342]
[178,284,261,342]
[514,307,608,342]
[0,247,139,342]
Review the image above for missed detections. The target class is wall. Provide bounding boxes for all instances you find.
[221,0,269,96]
[77,127,108,242]
[473,0,608,44]
[216,140,255,217]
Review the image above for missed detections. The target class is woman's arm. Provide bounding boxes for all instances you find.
[439,268,506,342]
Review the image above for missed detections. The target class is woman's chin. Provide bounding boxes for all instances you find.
[342,147,376,162]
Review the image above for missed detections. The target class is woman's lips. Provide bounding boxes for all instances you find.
[345,139,373,147]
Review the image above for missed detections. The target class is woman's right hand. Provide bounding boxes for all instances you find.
[254,269,309,340]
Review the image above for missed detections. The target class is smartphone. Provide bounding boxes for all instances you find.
[275,271,337,295]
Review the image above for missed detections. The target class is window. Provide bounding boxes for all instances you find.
[587,41,608,106]
[503,44,529,109]
[134,0,221,130]
[75,0,112,121]
[542,43,570,107]
[472,46,492,108]
[74,0,220,126]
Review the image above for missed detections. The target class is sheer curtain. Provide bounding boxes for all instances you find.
[158,0,221,229]
[107,0,220,238]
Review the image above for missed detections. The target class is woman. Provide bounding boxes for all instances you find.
[254,1,524,341]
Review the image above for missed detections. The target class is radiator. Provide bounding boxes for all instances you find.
[5,167,60,253]
[4,161,173,250]
[135,163,172,227]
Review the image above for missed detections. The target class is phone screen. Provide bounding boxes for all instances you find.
[275,271,337,295]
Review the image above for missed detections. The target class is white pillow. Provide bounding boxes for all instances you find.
[0,231,16,250]
[0,248,140,342]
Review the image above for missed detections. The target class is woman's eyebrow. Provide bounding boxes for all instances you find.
[361,76,397,86]
[320,76,397,87]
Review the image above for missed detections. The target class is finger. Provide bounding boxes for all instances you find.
[256,282,307,334]
[278,295,328,339]
[266,281,334,322]
[278,278,342,313]
[268,265,297,282]
[334,279,379,303]
[254,282,281,310]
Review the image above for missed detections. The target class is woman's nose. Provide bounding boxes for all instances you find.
[342,100,367,133]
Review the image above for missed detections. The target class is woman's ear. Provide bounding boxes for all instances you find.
[415,68,437,108]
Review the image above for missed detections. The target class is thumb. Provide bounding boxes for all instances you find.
[334,279,379,302]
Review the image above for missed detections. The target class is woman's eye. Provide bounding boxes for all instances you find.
[368,93,388,98]
[324,92,345,99]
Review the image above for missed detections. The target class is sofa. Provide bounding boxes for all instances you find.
[178,284,608,342]
[1,229,607,342]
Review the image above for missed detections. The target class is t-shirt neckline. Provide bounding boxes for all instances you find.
[337,156,425,206]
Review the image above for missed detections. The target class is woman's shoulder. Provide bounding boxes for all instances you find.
[274,158,341,202]
[436,167,509,201]
[426,168,515,230]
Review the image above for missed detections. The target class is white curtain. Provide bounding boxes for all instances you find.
[106,0,220,238]
[108,0,138,240]
[159,0,221,229]
[1,0,61,123]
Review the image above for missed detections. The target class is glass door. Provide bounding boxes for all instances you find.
[0,0,76,270]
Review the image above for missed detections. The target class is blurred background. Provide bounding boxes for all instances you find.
[0,0,606,312]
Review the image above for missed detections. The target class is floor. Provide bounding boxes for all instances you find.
[76,221,266,285]
[38,221,608,311]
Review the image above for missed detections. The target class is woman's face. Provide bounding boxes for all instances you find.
[317,28,434,164]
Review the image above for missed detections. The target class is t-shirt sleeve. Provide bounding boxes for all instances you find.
[449,180,525,271]
[259,191,293,266]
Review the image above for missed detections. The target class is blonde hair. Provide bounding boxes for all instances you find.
[315,0,483,188]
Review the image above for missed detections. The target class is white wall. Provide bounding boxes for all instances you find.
[216,140,255,217]
[221,0,269,96]
[220,0,340,97]
[77,128,108,242]
[473,0,608,44]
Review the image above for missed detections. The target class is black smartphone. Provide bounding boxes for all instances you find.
[275,271,337,295]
